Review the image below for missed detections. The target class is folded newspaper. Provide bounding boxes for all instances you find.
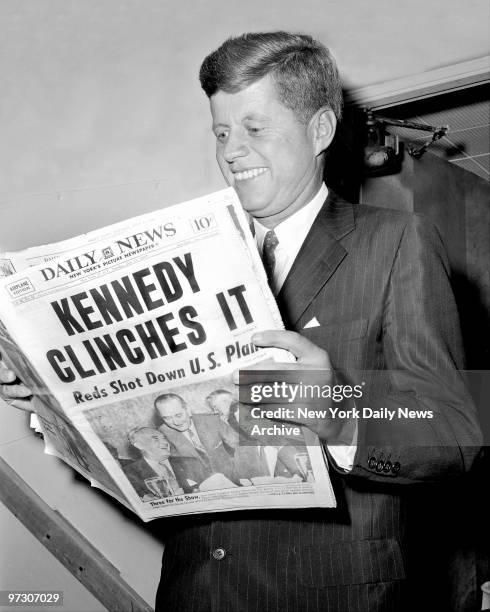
[0,188,335,521]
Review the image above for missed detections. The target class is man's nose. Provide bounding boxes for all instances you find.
[222,133,249,163]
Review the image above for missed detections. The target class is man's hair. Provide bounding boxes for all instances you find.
[199,31,343,123]
[154,393,186,411]
[206,389,233,404]
[128,426,164,446]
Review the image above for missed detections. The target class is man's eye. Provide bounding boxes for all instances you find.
[215,131,228,142]
[247,127,262,135]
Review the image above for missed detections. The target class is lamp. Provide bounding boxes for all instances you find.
[363,109,449,176]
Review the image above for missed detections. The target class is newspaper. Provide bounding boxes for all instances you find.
[0,188,335,521]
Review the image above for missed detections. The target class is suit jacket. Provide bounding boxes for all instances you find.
[123,456,183,498]
[156,193,482,612]
[159,414,239,485]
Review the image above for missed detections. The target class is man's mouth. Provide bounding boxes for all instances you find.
[234,167,268,182]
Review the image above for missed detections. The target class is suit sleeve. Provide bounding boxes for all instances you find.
[218,417,240,449]
[123,461,152,498]
[347,214,482,484]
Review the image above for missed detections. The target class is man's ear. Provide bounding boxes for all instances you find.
[309,107,337,156]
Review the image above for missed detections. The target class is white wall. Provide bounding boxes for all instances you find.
[1,0,488,248]
[0,408,162,609]
[0,502,106,612]
[1,1,488,610]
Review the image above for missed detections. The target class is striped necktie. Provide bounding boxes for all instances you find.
[262,230,279,284]
[188,428,207,455]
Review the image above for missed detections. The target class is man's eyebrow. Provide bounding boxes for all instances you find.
[243,113,269,122]
[212,114,269,132]
[212,122,228,132]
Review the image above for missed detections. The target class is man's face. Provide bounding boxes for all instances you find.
[210,393,233,420]
[210,74,322,226]
[156,397,191,432]
[133,429,171,460]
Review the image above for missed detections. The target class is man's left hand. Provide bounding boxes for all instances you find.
[234,330,349,442]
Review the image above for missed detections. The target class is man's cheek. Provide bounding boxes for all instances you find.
[215,155,229,180]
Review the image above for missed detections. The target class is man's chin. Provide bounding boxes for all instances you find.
[236,195,270,217]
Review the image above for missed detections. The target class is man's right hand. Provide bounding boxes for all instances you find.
[0,360,34,412]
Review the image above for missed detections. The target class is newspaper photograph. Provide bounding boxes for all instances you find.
[0,188,335,521]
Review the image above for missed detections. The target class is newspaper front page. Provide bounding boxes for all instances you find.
[0,188,335,521]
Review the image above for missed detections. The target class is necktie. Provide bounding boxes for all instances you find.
[158,461,180,494]
[187,429,212,472]
[188,428,207,455]
[262,230,279,284]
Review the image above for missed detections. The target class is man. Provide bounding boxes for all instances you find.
[154,393,239,487]
[154,32,482,612]
[125,426,184,499]
[205,388,235,422]
[0,31,482,612]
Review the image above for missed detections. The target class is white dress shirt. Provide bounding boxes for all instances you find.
[253,183,357,471]
[254,184,328,297]
[144,456,183,495]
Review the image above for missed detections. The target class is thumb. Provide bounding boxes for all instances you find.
[252,330,331,368]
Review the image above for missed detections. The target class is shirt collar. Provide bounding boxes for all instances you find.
[253,183,328,252]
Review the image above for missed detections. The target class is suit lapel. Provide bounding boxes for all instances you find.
[277,192,355,327]
[163,425,200,459]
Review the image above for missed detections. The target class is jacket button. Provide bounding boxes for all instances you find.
[368,456,377,469]
[391,462,401,475]
[375,460,385,472]
[212,548,226,560]
[383,461,392,473]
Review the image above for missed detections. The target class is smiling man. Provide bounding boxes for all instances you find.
[154,393,240,486]
[154,32,482,612]
[0,31,482,612]
[210,74,335,226]
[125,426,184,499]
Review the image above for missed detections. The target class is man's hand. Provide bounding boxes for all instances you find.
[235,330,350,442]
[251,330,332,371]
[0,359,34,412]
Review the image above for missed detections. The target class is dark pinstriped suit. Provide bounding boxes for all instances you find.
[156,193,482,612]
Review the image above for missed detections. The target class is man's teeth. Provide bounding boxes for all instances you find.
[234,168,268,181]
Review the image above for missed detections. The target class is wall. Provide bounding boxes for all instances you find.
[1,0,489,249]
[0,501,106,612]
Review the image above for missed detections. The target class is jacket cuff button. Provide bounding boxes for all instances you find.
[212,548,226,560]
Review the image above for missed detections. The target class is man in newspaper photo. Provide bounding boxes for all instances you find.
[154,392,240,487]
[205,389,235,422]
[0,30,484,612]
[125,426,185,500]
